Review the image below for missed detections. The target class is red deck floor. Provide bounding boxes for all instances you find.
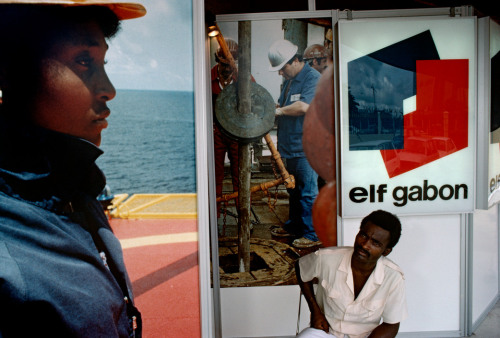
[110,218,201,337]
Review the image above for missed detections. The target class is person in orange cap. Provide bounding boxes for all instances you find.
[0,1,145,336]
[211,38,241,217]
[211,37,256,220]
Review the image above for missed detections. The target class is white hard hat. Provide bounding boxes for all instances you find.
[0,0,146,20]
[268,39,298,71]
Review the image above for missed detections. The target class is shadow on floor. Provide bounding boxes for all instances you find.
[467,299,500,337]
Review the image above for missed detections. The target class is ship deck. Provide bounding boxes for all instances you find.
[111,217,200,337]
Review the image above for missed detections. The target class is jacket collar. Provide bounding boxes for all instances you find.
[0,116,106,207]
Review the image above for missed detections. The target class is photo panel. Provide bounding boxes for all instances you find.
[98,1,200,336]
[210,15,333,288]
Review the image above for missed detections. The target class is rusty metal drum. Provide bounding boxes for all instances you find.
[215,82,275,143]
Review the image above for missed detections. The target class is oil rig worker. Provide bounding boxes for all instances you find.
[268,39,322,249]
[211,38,241,217]
[303,44,329,74]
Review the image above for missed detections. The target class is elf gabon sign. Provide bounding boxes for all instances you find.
[339,17,476,217]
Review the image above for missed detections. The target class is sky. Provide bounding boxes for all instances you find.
[106,0,194,91]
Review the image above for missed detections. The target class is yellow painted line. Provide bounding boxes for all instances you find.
[120,232,198,249]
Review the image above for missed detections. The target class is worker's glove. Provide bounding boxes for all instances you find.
[275,108,284,116]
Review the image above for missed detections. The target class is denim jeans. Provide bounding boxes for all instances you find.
[284,156,319,241]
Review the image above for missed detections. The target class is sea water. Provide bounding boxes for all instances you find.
[96,89,196,194]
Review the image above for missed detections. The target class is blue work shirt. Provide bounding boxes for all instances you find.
[277,62,321,158]
[0,117,140,337]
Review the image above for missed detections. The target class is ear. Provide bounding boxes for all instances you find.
[382,247,392,256]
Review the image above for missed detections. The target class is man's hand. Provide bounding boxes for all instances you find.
[296,260,330,333]
[367,322,400,338]
[310,310,330,333]
[277,101,309,116]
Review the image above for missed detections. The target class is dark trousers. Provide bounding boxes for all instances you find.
[214,124,239,215]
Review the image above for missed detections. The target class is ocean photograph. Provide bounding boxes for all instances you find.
[96,89,196,195]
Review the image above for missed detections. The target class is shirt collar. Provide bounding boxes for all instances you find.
[338,248,352,274]
[339,248,386,299]
[372,256,386,285]
[292,62,312,83]
[340,247,386,284]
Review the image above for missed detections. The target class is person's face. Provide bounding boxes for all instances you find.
[312,58,328,73]
[352,221,392,265]
[279,59,300,80]
[218,61,234,78]
[31,22,116,146]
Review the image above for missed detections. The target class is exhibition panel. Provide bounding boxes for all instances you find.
[339,16,476,217]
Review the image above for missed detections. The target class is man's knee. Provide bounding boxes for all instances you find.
[296,327,337,338]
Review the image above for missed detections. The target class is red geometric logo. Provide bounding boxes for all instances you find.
[381,59,469,177]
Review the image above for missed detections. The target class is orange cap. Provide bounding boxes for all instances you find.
[0,0,146,20]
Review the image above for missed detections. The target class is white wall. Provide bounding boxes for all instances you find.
[471,205,500,326]
[221,285,306,337]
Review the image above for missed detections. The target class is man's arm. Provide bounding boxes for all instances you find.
[276,101,309,116]
[295,260,329,333]
[367,322,400,338]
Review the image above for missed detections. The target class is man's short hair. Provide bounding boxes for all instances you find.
[360,210,401,248]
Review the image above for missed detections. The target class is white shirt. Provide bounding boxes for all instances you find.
[299,247,408,338]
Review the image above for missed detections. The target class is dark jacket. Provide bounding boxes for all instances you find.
[0,116,141,337]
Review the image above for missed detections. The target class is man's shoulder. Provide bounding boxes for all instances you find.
[314,246,352,259]
[300,247,351,273]
[297,63,321,81]
[317,246,352,254]
[380,256,405,280]
[210,65,218,79]
[304,63,321,78]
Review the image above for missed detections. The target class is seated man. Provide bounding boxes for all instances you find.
[296,210,407,338]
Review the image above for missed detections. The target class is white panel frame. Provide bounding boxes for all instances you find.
[476,17,491,210]
[212,10,337,338]
[468,16,500,336]
[193,0,217,336]
[478,18,500,209]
